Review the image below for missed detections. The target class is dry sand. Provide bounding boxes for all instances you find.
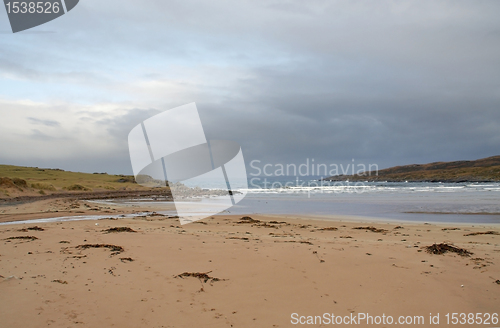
[0,200,499,327]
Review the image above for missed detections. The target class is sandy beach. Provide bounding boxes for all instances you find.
[0,199,499,327]
[3,0,500,326]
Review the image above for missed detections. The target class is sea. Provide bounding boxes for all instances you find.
[221,176,500,224]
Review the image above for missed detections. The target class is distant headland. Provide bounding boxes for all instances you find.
[323,155,500,183]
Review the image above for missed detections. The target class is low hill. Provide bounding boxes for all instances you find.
[324,155,500,182]
[0,164,169,201]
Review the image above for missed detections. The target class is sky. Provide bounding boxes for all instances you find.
[0,0,499,175]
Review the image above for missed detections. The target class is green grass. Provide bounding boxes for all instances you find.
[31,182,57,191]
[0,164,144,192]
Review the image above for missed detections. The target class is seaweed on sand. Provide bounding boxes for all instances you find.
[5,236,38,241]
[277,240,314,245]
[175,271,225,283]
[464,231,499,236]
[226,236,249,241]
[18,226,44,232]
[76,244,124,253]
[103,227,137,233]
[352,226,388,233]
[317,227,338,231]
[237,216,261,224]
[424,243,472,257]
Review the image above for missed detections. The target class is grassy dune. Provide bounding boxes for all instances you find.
[0,165,149,198]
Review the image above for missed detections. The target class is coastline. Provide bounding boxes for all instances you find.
[2,195,500,226]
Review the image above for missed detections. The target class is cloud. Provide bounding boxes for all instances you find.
[28,117,60,127]
[0,0,499,173]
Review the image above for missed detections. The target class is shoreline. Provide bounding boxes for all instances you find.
[404,211,500,215]
[4,212,500,228]
[254,213,500,228]
[1,196,500,226]
[0,196,175,224]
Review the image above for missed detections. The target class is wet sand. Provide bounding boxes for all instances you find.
[0,197,174,224]
[0,207,499,327]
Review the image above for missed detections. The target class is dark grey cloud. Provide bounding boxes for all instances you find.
[197,58,500,170]
[0,0,499,174]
